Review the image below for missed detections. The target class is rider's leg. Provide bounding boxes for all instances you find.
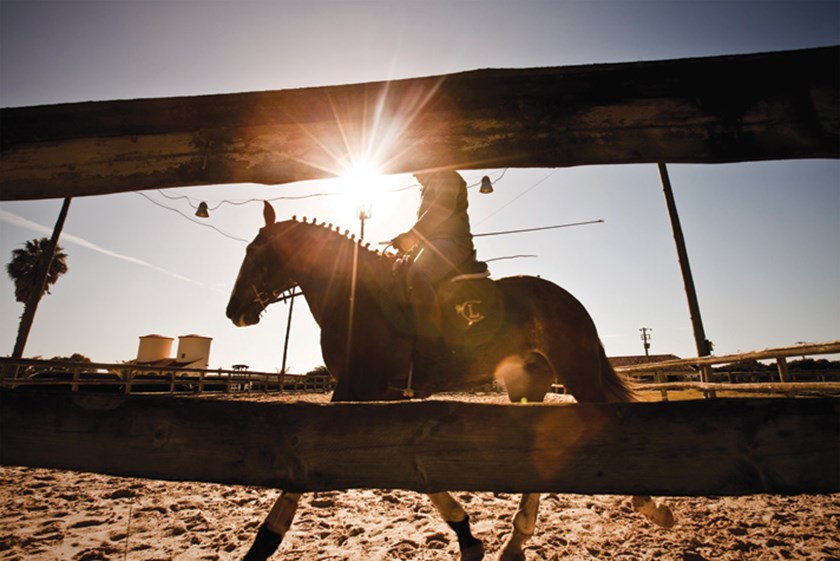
[406,262,445,370]
[406,240,471,369]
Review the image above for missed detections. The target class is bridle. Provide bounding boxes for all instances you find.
[251,285,295,309]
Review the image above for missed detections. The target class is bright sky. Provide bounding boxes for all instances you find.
[1,0,838,373]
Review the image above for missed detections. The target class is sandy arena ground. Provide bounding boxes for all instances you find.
[1,392,838,561]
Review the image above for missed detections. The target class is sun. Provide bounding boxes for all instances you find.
[340,159,384,219]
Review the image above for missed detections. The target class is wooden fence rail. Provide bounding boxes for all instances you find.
[2,46,837,200]
[1,392,837,496]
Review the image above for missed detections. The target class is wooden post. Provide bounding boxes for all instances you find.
[658,164,713,368]
[777,356,790,383]
[11,197,72,360]
[71,367,80,393]
[280,293,296,390]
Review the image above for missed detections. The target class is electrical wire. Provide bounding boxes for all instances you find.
[156,167,508,210]
[145,168,584,245]
[485,254,537,262]
[134,192,249,243]
[474,219,604,238]
[475,169,559,226]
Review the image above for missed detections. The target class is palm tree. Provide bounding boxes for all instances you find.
[7,238,68,302]
[6,237,69,358]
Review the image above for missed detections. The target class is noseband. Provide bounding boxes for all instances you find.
[251,285,294,309]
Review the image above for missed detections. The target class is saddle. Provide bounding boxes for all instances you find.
[388,251,503,346]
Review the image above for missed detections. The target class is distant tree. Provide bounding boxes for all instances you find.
[790,358,840,371]
[305,365,333,379]
[6,237,69,358]
[715,359,773,372]
[50,353,93,364]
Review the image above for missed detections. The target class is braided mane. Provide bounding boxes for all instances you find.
[287,215,398,263]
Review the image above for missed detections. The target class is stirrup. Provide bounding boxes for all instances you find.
[387,364,415,398]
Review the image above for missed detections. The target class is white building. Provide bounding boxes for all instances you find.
[134,333,212,370]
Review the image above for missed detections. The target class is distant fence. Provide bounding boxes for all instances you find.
[0,358,335,395]
[611,340,840,400]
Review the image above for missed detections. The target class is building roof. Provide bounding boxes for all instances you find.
[128,358,201,368]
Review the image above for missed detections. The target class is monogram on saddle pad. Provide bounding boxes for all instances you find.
[437,266,504,348]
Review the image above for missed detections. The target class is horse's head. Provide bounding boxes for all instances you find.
[226,202,297,327]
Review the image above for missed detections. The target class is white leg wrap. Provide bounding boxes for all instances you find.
[265,491,302,536]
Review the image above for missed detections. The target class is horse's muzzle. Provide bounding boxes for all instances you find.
[226,302,261,327]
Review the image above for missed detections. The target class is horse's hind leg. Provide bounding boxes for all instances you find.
[428,492,485,561]
[493,352,552,561]
[242,491,301,561]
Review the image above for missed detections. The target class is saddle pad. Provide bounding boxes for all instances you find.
[436,278,503,347]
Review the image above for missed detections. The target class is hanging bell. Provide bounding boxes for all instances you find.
[479,176,494,194]
[195,201,210,218]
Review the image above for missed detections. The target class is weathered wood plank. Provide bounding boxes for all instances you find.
[635,381,840,398]
[2,46,837,201]
[1,391,837,495]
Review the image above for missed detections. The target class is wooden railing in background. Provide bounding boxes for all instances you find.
[611,340,840,400]
[0,357,335,395]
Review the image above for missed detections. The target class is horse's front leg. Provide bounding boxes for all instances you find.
[242,490,302,561]
[428,492,485,561]
[496,493,540,561]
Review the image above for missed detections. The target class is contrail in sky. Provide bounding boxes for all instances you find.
[0,208,205,286]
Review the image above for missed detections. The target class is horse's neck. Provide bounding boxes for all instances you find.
[285,226,394,325]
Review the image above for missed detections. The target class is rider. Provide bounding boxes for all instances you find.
[390,170,477,373]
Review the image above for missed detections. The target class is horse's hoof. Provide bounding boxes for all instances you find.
[242,524,284,561]
[632,496,676,529]
[495,550,525,561]
[495,537,526,561]
[462,541,485,561]
[461,541,485,561]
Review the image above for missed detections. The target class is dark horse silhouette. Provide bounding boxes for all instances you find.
[226,202,673,561]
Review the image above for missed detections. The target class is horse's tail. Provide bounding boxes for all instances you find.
[599,343,637,403]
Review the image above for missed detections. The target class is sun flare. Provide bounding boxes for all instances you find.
[340,159,384,218]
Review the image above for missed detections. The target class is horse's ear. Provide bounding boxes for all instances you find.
[263,201,276,227]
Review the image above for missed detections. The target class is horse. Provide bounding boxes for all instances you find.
[226,202,674,561]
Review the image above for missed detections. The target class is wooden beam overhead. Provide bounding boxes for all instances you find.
[1,46,838,201]
[1,392,837,495]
